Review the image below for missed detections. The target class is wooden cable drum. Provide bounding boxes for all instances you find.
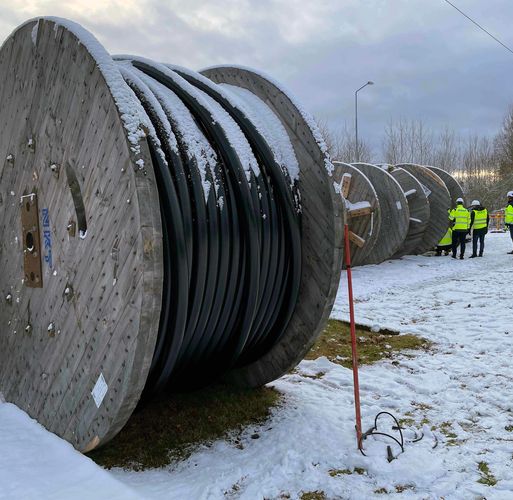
[332,161,380,266]
[0,18,343,452]
[425,165,464,208]
[351,163,409,264]
[383,165,430,258]
[395,164,451,254]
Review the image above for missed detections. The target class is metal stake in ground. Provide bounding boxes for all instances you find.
[343,223,363,448]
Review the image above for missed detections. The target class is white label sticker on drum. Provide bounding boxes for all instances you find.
[92,373,108,408]
[396,201,402,210]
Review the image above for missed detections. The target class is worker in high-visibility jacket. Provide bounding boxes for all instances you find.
[436,220,452,256]
[506,191,513,254]
[469,200,489,258]
[449,197,470,259]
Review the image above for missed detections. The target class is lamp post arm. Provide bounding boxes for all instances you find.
[354,81,374,163]
[355,91,359,162]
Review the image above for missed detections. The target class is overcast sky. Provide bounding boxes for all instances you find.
[1,0,512,155]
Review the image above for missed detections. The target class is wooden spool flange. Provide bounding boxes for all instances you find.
[201,66,344,388]
[426,165,464,208]
[384,165,430,258]
[332,161,380,266]
[396,164,451,254]
[0,19,162,452]
[351,163,410,264]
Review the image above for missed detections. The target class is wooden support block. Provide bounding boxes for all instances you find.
[348,231,366,248]
[341,173,352,198]
[348,205,372,218]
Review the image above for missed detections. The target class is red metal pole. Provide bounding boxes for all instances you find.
[344,224,363,449]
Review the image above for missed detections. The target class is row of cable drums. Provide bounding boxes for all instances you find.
[333,162,464,266]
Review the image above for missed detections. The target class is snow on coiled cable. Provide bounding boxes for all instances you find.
[114,57,302,395]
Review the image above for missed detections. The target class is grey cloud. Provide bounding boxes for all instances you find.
[1,0,512,157]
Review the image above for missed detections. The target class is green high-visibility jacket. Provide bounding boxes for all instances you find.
[438,227,452,246]
[449,205,470,231]
[472,208,488,230]
[506,204,513,225]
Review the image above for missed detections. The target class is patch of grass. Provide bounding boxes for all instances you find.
[395,484,415,493]
[477,461,497,486]
[439,421,453,434]
[329,469,352,477]
[305,319,431,368]
[434,421,465,447]
[505,425,513,432]
[439,421,457,445]
[399,417,415,427]
[300,491,326,500]
[374,487,388,494]
[224,476,249,498]
[301,371,326,380]
[412,401,433,411]
[88,384,281,470]
[329,467,366,477]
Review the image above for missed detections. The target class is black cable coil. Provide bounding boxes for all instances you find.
[113,58,302,395]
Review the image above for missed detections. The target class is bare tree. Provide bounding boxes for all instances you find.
[382,118,435,165]
[316,108,511,211]
[457,135,503,209]
[433,127,461,173]
[495,105,513,180]
[316,119,372,163]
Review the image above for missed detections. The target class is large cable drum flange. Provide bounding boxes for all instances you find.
[351,163,409,265]
[332,161,380,266]
[383,165,430,258]
[396,164,451,253]
[0,18,162,452]
[201,66,344,387]
[0,18,344,451]
[426,165,464,208]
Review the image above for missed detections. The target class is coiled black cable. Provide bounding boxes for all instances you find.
[116,58,302,395]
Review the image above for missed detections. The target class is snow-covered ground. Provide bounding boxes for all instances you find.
[1,232,512,499]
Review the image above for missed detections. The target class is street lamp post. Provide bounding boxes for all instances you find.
[354,81,374,162]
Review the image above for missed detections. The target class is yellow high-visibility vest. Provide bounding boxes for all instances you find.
[438,227,452,246]
[449,205,470,230]
[506,204,513,225]
[472,208,488,230]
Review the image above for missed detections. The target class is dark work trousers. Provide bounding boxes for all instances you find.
[510,224,513,243]
[472,228,487,256]
[452,230,467,257]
